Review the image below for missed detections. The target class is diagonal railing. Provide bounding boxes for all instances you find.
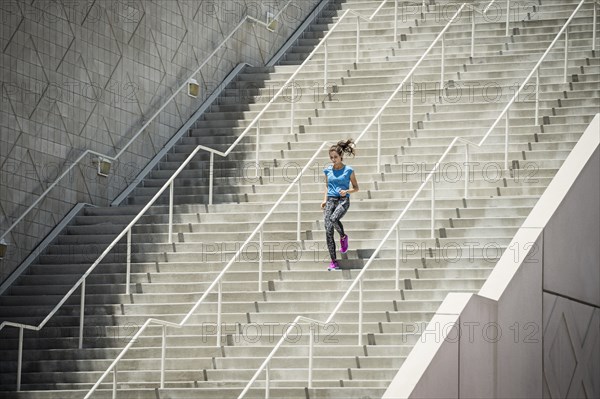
[0,0,295,275]
[239,0,595,396]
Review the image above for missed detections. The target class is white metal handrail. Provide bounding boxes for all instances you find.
[0,6,289,252]
[238,0,593,396]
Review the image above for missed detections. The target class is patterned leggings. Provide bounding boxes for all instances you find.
[323,196,350,260]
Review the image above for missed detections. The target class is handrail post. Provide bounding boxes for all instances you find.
[126,228,132,295]
[265,363,271,399]
[168,181,174,244]
[358,278,363,345]
[209,152,214,206]
[160,325,166,388]
[430,180,435,239]
[258,228,264,292]
[471,8,476,58]
[564,26,569,83]
[297,178,302,241]
[505,110,510,170]
[505,0,510,36]
[464,144,470,199]
[290,83,295,135]
[79,279,86,349]
[394,0,398,43]
[112,364,117,399]
[440,33,445,89]
[356,15,360,64]
[308,324,314,388]
[17,327,23,392]
[395,225,400,290]
[535,68,540,124]
[256,119,261,176]
[594,0,597,51]
[324,40,328,94]
[377,116,382,174]
[216,281,223,346]
[409,76,414,131]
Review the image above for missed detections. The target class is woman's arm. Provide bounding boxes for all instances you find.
[321,176,328,209]
[340,171,359,197]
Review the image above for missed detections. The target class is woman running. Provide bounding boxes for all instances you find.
[321,139,359,271]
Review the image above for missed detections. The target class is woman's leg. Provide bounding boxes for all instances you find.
[323,198,338,261]
[330,197,350,237]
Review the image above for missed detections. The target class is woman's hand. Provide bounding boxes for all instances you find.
[339,190,347,197]
[321,201,327,209]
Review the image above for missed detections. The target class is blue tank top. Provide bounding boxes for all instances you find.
[324,165,354,198]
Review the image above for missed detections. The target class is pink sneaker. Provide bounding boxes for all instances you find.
[340,235,349,253]
[327,260,340,271]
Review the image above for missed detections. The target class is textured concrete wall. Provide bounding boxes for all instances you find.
[0,0,320,276]
[541,146,600,399]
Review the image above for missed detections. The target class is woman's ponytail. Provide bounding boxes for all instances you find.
[330,139,356,158]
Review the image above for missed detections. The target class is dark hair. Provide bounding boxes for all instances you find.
[329,139,356,158]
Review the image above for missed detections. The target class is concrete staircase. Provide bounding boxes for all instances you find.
[1,0,598,397]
